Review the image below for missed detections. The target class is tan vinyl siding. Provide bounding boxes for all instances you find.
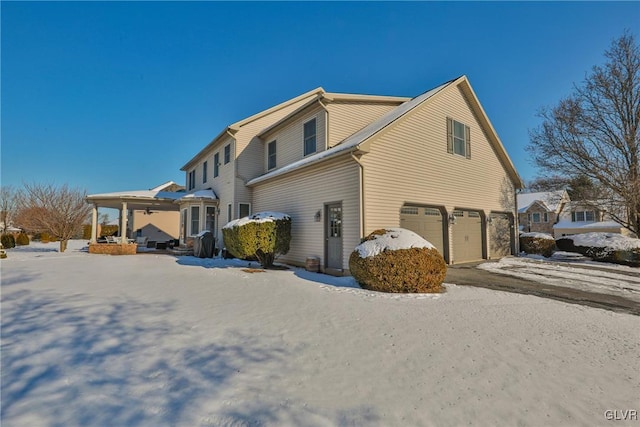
[131,211,180,239]
[234,97,316,206]
[251,157,360,270]
[257,107,327,173]
[326,101,400,147]
[361,85,516,262]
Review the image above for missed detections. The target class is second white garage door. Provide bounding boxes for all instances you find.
[451,210,483,263]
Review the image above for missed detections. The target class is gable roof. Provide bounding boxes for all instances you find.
[248,76,524,188]
[181,87,325,171]
[517,190,568,213]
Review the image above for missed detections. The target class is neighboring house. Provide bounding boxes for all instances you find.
[180,75,524,272]
[553,201,635,238]
[517,190,569,235]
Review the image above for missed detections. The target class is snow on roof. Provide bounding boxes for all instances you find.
[520,232,555,240]
[176,189,218,201]
[554,220,623,230]
[223,211,290,229]
[87,189,185,201]
[517,191,566,213]
[563,232,640,250]
[247,79,455,186]
[354,228,435,258]
[150,181,184,192]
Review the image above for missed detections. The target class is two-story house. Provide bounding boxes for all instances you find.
[553,200,634,238]
[517,190,569,235]
[179,75,524,272]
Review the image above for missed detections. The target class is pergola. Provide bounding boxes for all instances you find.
[85,189,183,244]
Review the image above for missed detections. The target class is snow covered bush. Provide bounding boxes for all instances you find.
[519,232,555,257]
[15,232,29,246]
[349,228,446,293]
[1,234,15,249]
[556,232,640,267]
[222,212,291,268]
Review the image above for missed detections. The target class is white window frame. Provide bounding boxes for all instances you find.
[532,212,541,223]
[224,144,231,164]
[202,161,208,183]
[205,206,216,233]
[227,203,232,222]
[190,206,200,236]
[447,117,471,159]
[238,203,251,218]
[303,118,317,156]
[267,140,277,170]
[214,152,220,177]
[188,170,196,190]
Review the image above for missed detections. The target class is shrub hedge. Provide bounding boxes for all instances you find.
[519,235,556,257]
[556,237,640,267]
[222,214,291,268]
[1,234,16,249]
[15,233,30,246]
[349,229,447,293]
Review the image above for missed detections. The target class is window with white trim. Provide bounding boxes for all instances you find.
[238,203,251,218]
[227,203,232,222]
[532,212,541,223]
[190,206,200,235]
[224,144,231,164]
[214,153,220,177]
[572,210,595,222]
[268,140,276,170]
[203,161,208,183]
[188,170,196,190]
[303,118,317,156]
[446,117,471,158]
[205,206,215,232]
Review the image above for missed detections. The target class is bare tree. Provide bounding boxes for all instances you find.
[0,186,21,232]
[528,31,640,235]
[16,183,92,252]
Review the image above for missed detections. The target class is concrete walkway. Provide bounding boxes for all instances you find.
[445,260,640,316]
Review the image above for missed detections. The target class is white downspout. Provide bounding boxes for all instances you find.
[350,152,366,239]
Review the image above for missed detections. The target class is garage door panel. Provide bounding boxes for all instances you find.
[400,206,444,256]
[452,210,483,263]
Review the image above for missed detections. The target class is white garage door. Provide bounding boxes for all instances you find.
[451,210,483,263]
[400,206,445,256]
[489,213,512,258]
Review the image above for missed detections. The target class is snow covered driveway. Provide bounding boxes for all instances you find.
[478,256,640,303]
[1,242,639,426]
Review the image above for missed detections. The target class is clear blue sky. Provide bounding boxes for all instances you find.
[2,2,638,195]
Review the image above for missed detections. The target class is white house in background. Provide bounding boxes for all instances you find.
[517,190,569,235]
[180,75,524,272]
[553,201,635,238]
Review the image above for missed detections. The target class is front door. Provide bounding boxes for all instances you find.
[325,203,343,270]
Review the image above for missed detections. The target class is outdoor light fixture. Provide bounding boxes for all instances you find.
[314,210,322,222]
[448,213,456,225]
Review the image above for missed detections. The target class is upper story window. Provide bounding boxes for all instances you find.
[572,210,595,222]
[203,161,208,183]
[224,144,231,164]
[303,118,317,156]
[238,203,251,218]
[447,117,471,159]
[532,212,541,223]
[188,170,196,191]
[214,152,220,177]
[268,140,277,170]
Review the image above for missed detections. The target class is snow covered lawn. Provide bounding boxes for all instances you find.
[2,241,638,426]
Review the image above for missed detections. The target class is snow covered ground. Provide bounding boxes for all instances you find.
[1,241,639,426]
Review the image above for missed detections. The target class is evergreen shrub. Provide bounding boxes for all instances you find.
[349,229,446,293]
[222,213,291,268]
[15,233,30,246]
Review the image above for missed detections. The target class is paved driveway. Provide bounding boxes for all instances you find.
[446,259,640,316]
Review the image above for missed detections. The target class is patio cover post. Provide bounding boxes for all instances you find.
[90,205,98,244]
[121,201,128,241]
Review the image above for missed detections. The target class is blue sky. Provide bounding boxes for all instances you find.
[2,1,638,195]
